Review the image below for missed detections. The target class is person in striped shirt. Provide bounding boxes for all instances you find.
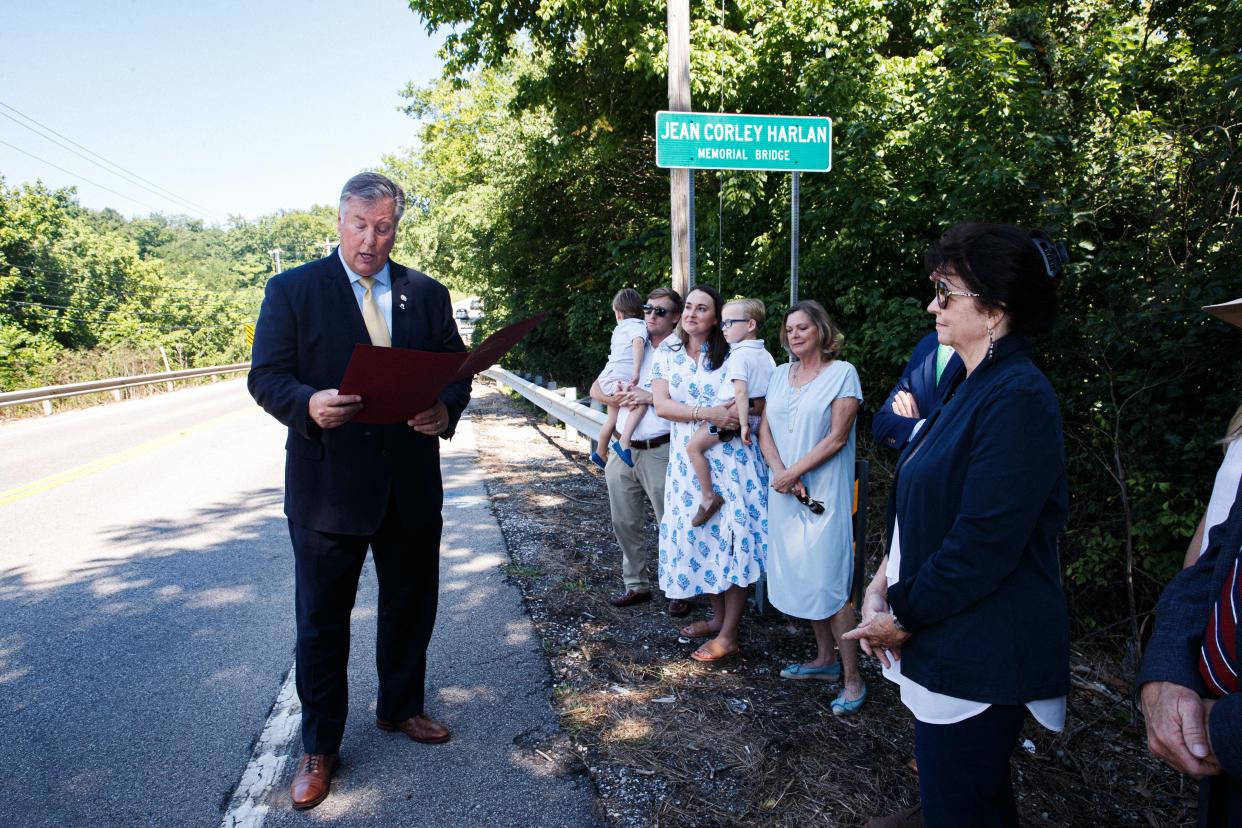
[1139,297,1242,827]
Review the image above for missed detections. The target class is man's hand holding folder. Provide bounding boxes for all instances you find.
[338,313,545,424]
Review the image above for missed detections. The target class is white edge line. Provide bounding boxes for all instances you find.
[220,664,301,828]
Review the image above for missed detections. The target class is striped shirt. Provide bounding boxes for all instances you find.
[1199,554,1241,697]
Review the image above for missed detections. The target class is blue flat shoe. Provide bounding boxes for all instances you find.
[830,682,868,716]
[779,662,842,681]
[589,451,607,470]
[610,440,635,467]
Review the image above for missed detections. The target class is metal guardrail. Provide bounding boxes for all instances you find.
[481,367,605,440]
[0,363,252,410]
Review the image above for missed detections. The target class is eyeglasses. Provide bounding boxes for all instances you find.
[795,491,825,515]
[642,304,670,317]
[935,279,981,309]
[720,318,748,330]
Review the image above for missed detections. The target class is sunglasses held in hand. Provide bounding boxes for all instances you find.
[796,491,825,514]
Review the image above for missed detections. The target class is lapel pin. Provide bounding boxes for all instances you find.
[400,294,407,302]
[399,303,406,309]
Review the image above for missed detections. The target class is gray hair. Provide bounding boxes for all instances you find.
[339,172,406,222]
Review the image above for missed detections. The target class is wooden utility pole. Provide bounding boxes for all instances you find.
[668,0,691,298]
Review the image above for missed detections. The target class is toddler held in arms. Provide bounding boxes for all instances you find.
[689,298,776,526]
[591,288,649,469]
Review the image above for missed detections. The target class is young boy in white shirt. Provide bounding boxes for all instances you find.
[591,288,649,469]
[688,298,776,526]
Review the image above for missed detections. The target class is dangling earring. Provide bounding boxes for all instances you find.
[986,325,995,361]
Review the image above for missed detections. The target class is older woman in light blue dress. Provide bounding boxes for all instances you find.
[757,300,865,714]
[651,285,768,662]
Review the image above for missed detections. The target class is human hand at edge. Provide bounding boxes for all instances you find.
[308,388,362,429]
[843,613,909,668]
[408,399,449,436]
[892,390,920,419]
[619,388,653,407]
[771,469,802,494]
[1140,681,1221,778]
[706,399,740,430]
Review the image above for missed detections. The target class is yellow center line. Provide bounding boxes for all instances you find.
[0,407,258,508]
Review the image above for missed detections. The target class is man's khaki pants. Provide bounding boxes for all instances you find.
[604,441,669,593]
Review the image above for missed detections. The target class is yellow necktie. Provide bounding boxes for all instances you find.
[358,276,391,347]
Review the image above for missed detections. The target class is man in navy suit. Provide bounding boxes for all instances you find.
[248,172,471,810]
[1140,480,1242,826]
[872,330,964,451]
[1139,298,1242,826]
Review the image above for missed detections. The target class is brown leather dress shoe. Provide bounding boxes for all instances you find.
[377,713,451,744]
[667,599,691,618]
[610,589,653,607]
[289,752,339,810]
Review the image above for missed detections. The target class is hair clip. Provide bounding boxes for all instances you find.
[1032,236,1069,279]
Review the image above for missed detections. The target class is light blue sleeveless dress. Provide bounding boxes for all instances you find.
[765,360,862,620]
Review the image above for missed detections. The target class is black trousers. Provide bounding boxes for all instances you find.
[288,497,441,755]
[915,703,1027,828]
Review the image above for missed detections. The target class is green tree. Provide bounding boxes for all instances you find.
[396,0,1241,646]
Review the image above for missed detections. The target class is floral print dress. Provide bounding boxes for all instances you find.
[652,340,769,599]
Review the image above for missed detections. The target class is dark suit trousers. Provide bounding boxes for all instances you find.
[915,703,1026,828]
[289,494,441,755]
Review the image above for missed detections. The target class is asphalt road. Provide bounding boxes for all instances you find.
[0,379,601,827]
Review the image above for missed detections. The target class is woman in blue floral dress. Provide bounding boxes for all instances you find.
[651,285,769,661]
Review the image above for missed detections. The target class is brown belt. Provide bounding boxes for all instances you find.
[629,434,671,451]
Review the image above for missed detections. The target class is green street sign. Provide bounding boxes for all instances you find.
[655,111,832,172]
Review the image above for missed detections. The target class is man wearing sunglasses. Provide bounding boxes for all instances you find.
[590,287,690,618]
[871,289,965,452]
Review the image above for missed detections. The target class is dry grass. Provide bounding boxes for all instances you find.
[469,379,1195,827]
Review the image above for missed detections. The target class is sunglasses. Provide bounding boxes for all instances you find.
[642,304,670,317]
[935,279,981,309]
[795,491,825,515]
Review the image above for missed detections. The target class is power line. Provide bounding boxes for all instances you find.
[0,138,168,214]
[0,109,225,221]
[0,101,229,222]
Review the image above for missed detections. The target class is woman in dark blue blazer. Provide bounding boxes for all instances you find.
[846,223,1070,827]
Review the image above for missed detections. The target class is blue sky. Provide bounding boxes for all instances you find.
[0,0,446,223]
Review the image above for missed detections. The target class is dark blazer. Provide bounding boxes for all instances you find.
[872,331,965,451]
[885,334,1070,704]
[1139,478,1242,826]
[247,250,471,536]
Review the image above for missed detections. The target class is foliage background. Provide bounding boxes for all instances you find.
[388,0,1242,650]
[0,178,335,396]
[2,0,1238,651]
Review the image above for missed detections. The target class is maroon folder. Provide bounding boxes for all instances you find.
[338,313,545,424]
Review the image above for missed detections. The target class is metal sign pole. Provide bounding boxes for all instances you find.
[688,172,697,288]
[790,171,800,305]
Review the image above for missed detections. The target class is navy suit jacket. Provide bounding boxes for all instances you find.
[247,251,471,536]
[885,335,1070,703]
[872,330,965,451]
[1139,478,1242,825]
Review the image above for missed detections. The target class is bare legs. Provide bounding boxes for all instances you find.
[616,403,646,452]
[692,586,747,659]
[686,423,719,509]
[804,618,837,668]
[597,404,619,461]
[830,604,864,700]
